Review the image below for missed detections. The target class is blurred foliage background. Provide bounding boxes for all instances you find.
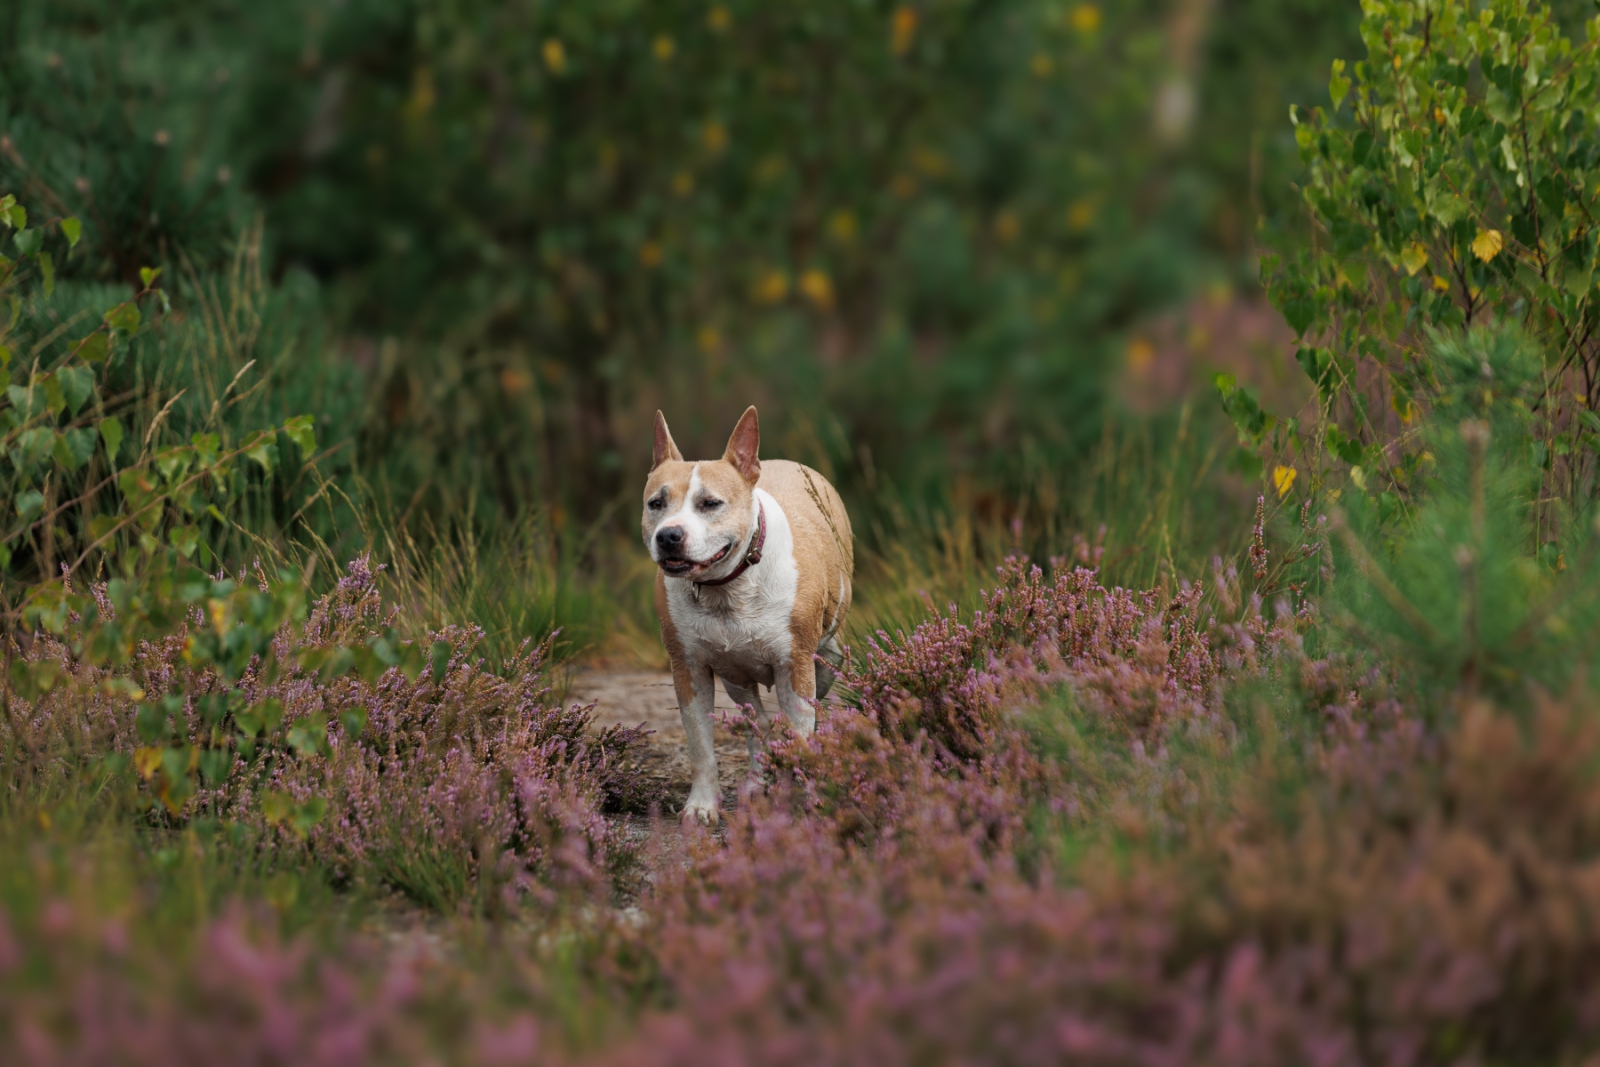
[1,0,1374,650]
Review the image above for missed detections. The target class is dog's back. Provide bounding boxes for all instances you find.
[757,460,853,654]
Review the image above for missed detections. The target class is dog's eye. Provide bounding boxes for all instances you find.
[647,497,666,511]
[698,498,723,511]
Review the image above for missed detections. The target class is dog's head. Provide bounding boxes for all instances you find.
[642,406,761,580]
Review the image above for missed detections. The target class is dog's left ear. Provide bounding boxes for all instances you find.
[722,405,761,484]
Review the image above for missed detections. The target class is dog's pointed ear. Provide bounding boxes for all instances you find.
[722,405,761,484]
[652,411,684,470]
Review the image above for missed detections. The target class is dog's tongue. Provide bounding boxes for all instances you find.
[662,543,731,576]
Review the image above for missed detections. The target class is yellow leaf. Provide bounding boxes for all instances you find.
[799,269,834,310]
[133,746,164,780]
[1126,338,1155,374]
[1472,228,1504,262]
[891,7,918,55]
[1071,4,1102,33]
[1391,389,1417,424]
[1273,465,1298,498]
[1350,465,1368,491]
[1066,198,1097,232]
[1400,242,1429,276]
[753,269,789,304]
[543,39,566,74]
[1432,275,1451,292]
[828,210,858,243]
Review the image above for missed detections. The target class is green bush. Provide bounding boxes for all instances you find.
[1257,0,1600,508]
[4,0,1364,530]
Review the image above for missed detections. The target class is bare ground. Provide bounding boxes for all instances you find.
[569,668,843,815]
[569,669,754,814]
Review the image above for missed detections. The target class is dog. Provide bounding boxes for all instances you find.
[642,405,853,823]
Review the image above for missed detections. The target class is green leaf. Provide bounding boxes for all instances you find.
[76,332,111,364]
[1212,372,1276,445]
[340,707,367,739]
[283,415,316,458]
[15,490,43,522]
[38,251,54,296]
[18,428,53,462]
[198,747,232,786]
[260,790,295,826]
[103,303,141,336]
[138,266,162,289]
[88,514,120,544]
[13,228,42,257]
[169,524,200,559]
[1350,130,1373,167]
[99,417,125,463]
[243,431,277,474]
[40,375,65,416]
[258,697,284,732]
[157,747,195,813]
[286,713,329,758]
[57,365,93,415]
[54,427,95,471]
[191,432,219,466]
[155,446,194,485]
[135,702,170,744]
[199,693,230,726]
[59,216,81,248]
[289,797,328,836]
[1329,58,1350,109]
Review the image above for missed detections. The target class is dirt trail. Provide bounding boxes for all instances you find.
[570,669,840,813]
[569,669,747,810]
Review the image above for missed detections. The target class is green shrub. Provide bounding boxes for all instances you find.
[1252,0,1600,509]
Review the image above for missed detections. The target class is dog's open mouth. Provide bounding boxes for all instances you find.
[659,541,732,577]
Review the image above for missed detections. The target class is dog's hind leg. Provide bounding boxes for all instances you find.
[721,678,772,775]
[814,635,844,701]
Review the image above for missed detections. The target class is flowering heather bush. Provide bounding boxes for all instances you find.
[597,669,1600,1066]
[16,416,1600,1062]
[0,890,630,1065]
[841,554,1310,761]
[0,903,438,1065]
[1,557,651,910]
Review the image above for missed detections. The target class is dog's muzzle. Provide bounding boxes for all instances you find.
[655,526,733,577]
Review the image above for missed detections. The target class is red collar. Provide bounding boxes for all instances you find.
[694,501,767,587]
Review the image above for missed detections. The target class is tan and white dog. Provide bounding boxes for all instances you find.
[642,406,853,823]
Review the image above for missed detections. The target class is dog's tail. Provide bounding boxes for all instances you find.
[814,635,845,701]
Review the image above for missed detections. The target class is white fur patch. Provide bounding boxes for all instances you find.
[663,488,798,690]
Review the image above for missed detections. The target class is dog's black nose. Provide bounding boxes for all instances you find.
[656,526,685,551]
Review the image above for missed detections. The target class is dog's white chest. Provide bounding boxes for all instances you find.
[664,489,797,687]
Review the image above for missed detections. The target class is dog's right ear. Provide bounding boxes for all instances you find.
[652,410,684,470]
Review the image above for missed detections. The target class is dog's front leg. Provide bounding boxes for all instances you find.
[674,658,721,823]
[775,654,817,738]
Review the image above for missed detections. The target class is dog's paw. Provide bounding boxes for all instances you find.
[681,790,721,826]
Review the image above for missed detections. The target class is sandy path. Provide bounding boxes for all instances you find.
[569,669,752,811]
[569,669,840,813]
